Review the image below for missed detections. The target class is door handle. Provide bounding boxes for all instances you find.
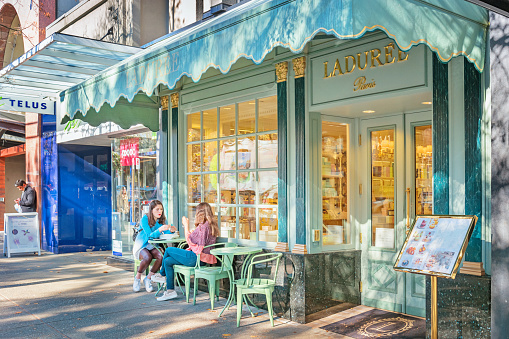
[406,188,411,235]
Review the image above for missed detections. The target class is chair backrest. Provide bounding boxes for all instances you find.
[197,242,238,270]
[245,252,283,286]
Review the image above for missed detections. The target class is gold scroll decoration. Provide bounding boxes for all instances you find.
[275,61,289,83]
[170,93,179,108]
[160,96,169,110]
[292,56,306,78]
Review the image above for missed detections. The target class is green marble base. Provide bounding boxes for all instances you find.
[425,273,491,338]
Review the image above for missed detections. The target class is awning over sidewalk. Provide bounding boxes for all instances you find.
[61,0,488,121]
[0,33,140,100]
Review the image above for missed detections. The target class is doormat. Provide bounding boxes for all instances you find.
[321,308,425,339]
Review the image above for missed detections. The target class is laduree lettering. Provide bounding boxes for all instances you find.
[323,43,408,79]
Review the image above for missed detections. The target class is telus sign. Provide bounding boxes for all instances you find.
[0,95,55,115]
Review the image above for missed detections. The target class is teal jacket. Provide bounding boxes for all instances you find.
[132,215,172,256]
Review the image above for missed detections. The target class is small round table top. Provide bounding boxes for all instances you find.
[148,237,186,245]
[210,246,263,256]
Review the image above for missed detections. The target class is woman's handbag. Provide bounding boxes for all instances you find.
[132,221,141,241]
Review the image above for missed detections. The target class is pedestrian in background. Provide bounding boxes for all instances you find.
[14,179,37,212]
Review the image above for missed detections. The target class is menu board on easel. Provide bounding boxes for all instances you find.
[4,213,41,258]
[394,215,477,279]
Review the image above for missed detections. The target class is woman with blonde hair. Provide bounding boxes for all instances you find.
[152,202,219,301]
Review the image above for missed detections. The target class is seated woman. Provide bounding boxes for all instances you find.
[152,202,219,301]
[132,200,176,293]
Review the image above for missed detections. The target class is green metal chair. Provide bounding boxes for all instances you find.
[192,242,238,310]
[235,252,282,327]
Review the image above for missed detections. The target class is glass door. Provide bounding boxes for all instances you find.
[404,112,432,317]
[359,112,431,316]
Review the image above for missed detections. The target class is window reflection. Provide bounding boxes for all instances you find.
[371,129,395,248]
[220,104,235,137]
[258,171,277,205]
[238,100,256,135]
[258,134,278,168]
[187,96,278,242]
[187,112,201,142]
[322,122,350,246]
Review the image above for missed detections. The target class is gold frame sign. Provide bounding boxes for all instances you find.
[394,215,477,278]
[394,215,477,339]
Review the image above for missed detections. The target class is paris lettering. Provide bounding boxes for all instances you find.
[323,42,409,79]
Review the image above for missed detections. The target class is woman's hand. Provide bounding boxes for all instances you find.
[159,224,170,232]
[182,216,189,230]
[169,225,177,232]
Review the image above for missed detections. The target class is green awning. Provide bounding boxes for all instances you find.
[61,0,488,122]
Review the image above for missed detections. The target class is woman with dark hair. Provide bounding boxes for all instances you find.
[132,200,176,293]
[152,202,219,301]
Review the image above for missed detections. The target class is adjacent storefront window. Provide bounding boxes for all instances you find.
[111,131,158,258]
[322,121,351,246]
[186,96,278,242]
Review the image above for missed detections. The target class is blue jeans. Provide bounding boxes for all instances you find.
[160,247,197,289]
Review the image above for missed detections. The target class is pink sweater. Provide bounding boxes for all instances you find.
[185,221,217,264]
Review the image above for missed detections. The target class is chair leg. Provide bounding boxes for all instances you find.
[184,274,191,303]
[236,288,243,327]
[215,280,220,302]
[193,277,198,305]
[265,290,274,327]
[209,279,216,310]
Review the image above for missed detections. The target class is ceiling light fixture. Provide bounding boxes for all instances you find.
[363,110,375,114]
[421,101,432,105]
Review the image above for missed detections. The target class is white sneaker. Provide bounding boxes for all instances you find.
[144,277,154,293]
[151,273,166,284]
[133,278,141,292]
[156,290,178,301]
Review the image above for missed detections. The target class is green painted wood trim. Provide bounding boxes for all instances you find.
[295,76,306,245]
[171,106,179,228]
[464,60,482,262]
[309,112,322,253]
[432,54,449,215]
[277,81,288,244]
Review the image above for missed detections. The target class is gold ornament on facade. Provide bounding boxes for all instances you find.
[293,56,306,78]
[275,61,288,83]
[170,93,179,108]
[160,96,169,110]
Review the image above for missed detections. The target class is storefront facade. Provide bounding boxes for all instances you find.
[58,0,490,334]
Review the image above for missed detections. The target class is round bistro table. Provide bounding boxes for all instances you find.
[210,246,263,317]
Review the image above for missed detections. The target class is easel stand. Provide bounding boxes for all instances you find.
[431,275,438,339]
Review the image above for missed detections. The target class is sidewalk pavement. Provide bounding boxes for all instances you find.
[0,245,346,338]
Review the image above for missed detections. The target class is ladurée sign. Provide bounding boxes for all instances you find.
[311,39,426,106]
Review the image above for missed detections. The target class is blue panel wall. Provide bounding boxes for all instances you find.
[41,115,58,253]
[58,144,112,252]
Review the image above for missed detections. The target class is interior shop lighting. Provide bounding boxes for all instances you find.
[421,102,432,105]
[362,110,376,114]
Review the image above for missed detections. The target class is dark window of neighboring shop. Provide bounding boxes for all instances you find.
[111,131,158,258]
[186,96,278,243]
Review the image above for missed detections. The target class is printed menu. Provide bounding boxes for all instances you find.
[394,215,477,278]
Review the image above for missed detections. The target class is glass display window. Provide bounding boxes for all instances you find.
[186,95,278,243]
[322,121,350,246]
[370,129,395,247]
[415,125,432,215]
[111,131,159,259]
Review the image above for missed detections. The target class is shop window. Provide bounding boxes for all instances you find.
[370,129,395,247]
[322,122,350,246]
[111,131,158,259]
[186,96,278,243]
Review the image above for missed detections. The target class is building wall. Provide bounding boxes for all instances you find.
[489,11,509,339]
[46,0,170,46]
